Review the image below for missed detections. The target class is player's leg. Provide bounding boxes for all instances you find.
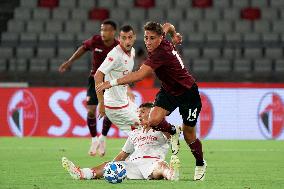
[97,116,112,157]
[151,158,180,180]
[86,76,99,156]
[179,83,206,181]
[151,89,181,154]
[62,157,106,180]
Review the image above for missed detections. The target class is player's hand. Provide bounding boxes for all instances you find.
[96,81,111,93]
[59,60,72,73]
[97,102,106,119]
[172,33,182,45]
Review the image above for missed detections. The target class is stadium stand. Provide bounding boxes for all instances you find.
[0,0,283,86]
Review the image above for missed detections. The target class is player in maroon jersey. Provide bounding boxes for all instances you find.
[58,20,121,157]
[96,21,207,181]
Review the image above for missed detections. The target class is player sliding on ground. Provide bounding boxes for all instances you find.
[94,24,181,155]
[62,103,180,181]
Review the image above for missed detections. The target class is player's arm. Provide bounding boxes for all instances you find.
[162,23,182,45]
[58,45,87,73]
[113,151,130,161]
[94,70,106,119]
[96,64,153,93]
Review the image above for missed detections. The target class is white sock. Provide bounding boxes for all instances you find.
[98,135,106,142]
[81,168,96,180]
[92,136,98,143]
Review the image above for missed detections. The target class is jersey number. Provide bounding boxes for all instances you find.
[187,108,197,121]
[172,50,184,69]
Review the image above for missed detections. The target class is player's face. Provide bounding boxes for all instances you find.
[100,24,116,41]
[144,30,163,53]
[119,30,136,52]
[138,107,151,125]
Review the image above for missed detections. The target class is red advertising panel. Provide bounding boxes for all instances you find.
[0,88,158,137]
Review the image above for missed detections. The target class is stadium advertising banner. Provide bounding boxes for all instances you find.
[0,83,284,140]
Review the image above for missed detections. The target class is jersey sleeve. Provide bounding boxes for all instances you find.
[82,37,93,51]
[122,137,134,154]
[82,35,100,51]
[143,56,162,70]
[98,49,120,74]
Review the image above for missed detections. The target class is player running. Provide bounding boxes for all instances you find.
[62,103,180,181]
[96,22,207,181]
[94,25,181,154]
[58,20,120,156]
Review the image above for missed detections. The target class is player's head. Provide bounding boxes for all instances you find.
[119,25,136,52]
[144,21,163,53]
[138,102,154,125]
[100,19,117,42]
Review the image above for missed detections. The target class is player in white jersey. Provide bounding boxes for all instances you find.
[62,103,180,180]
[95,25,138,132]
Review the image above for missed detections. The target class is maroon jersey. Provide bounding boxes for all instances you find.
[144,39,195,96]
[83,35,119,75]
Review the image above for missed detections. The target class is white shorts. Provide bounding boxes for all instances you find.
[105,101,139,132]
[119,158,163,180]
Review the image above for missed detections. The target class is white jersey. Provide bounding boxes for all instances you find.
[122,128,170,162]
[98,45,135,107]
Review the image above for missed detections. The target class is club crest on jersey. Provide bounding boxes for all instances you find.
[258,92,284,139]
[94,48,103,52]
[196,92,213,139]
[7,90,38,137]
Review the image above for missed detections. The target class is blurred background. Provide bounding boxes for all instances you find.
[0,0,284,86]
[0,0,284,140]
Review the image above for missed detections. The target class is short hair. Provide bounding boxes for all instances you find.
[139,102,154,109]
[102,19,117,30]
[120,25,135,34]
[144,21,163,36]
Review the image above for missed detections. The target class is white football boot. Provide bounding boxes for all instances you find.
[193,160,207,181]
[170,125,182,155]
[97,135,106,157]
[88,140,99,156]
[169,155,181,181]
[62,157,83,180]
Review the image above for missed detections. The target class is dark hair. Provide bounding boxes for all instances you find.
[120,25,135,34]
[102,19,117,30]
[139,102,154,108]
[144,21,163,36]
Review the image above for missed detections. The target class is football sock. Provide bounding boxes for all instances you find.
[189,138,204,166]
[98,135,106,142]
[153,119,176,135]
[87,116,97,137]
[101,117,112,136]
[81,168,96,179]
[91,136,98,143]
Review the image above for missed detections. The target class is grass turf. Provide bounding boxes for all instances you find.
[0,138,283,189]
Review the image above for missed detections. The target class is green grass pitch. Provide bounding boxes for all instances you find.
[0,138,283,189]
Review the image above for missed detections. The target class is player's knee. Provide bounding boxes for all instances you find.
[87,111,95,118]
[183,126,197,141]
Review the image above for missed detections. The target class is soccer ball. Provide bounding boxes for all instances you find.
[103,161,127,184]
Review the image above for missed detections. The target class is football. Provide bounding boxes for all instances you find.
[103,161,127,184]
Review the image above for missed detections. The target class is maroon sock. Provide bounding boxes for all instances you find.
[101,116,112,136]
[152,119,176,135]
[87,116,97,137]
[189,138,204,166]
